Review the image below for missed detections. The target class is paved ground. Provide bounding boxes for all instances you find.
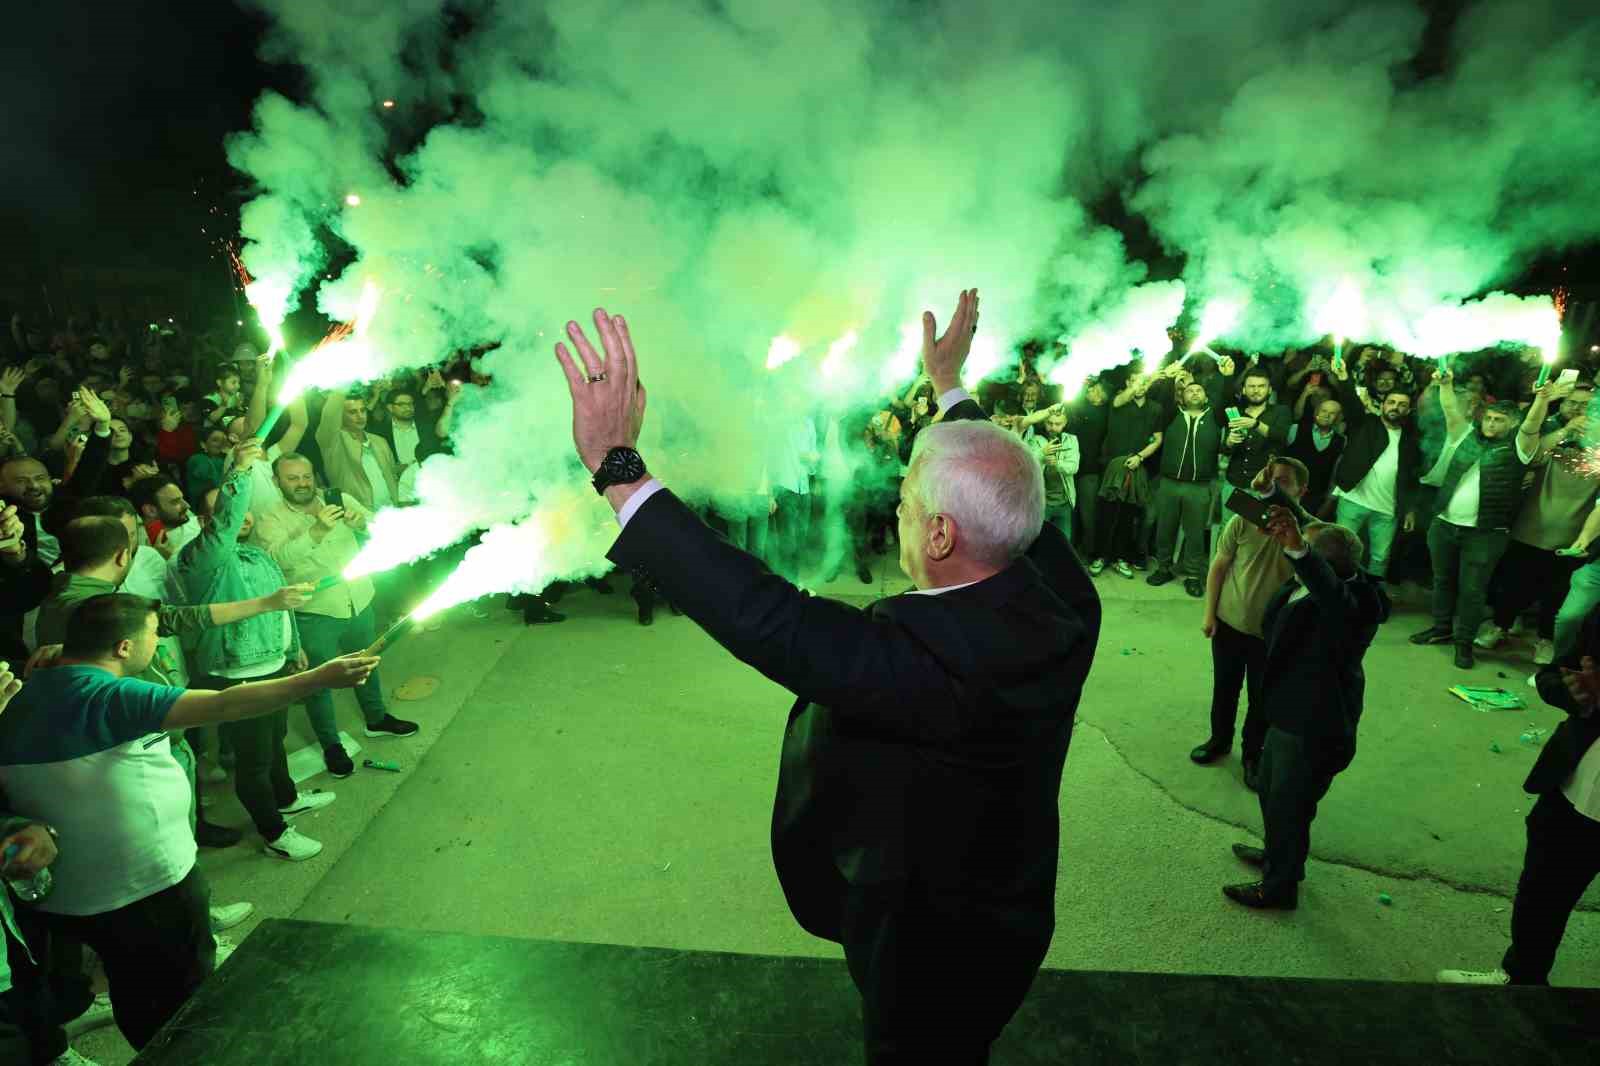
[75,555,1600,1062]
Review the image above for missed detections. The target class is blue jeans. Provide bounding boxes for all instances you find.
[1555,558,1600,658]
[297,608,387,747]
[1044,502,1072,540]
[1334,497,1398,578]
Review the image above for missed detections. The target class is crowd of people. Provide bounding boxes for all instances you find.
[0,296,1598,1063]
[0,309,470,1063]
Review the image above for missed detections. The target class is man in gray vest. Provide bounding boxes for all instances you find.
[1149,380,1226,596]
[1409,368,1564,668]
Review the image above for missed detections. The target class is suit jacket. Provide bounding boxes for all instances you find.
[1531,609,1600,796]
[1259,548,1390,743]
[607,397,1101,946]
[315,395,400,511]
[375,416,444,468]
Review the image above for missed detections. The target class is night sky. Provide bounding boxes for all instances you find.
[1,2,289,276]
[1,1,1592,326]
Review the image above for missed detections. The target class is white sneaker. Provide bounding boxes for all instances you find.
[209,901,254,932]
[1534,639,1555,666]
[214,934,239,967]
[1474,623,1506,650]
[63,992,114,1038]
[1528,672,1540,689]
[1437,966,1510,985]
[50,1049,102,1065]
[264,826,324,861]
[197,760,229,784]
[278,790,336,818]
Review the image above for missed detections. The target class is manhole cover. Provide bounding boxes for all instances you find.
[394,675,440,701]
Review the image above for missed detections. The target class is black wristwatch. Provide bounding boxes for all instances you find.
[591,446,648,495]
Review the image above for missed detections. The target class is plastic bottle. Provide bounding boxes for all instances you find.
[2,844,53,904]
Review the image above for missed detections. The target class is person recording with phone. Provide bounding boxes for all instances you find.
[1222,504,1388,910]
[251,454,418,781]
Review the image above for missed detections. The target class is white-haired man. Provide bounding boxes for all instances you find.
[554,291,1101,1066]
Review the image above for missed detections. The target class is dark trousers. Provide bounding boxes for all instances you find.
[299,608,387,746]
[1094,499,1144,564]
[1210,619,1268,761]
[11,866,214,1051]
[1503,790,1600,985]
[2,907,94,1064]
[848,486,898,567]
[1428,519,1511,644]
[840,888,1048,1065]
[197,674,298,841]
[1257,727,1355,898]
[773,489,812,581]
[1073,472,1100,553]
[1490,539,1582,639]
[1153,477,1213,577]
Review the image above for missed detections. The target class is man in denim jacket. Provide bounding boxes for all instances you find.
[169,441,330,862]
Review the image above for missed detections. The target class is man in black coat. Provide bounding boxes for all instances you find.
[1224,507,1390,909]
[555,291,1101,1065]
[1438,606,1600,986]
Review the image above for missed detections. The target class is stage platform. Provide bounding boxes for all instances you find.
[132,919,1599,1064]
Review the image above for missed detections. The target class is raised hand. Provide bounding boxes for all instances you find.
[0,366,27,395]
[76,386,111,425]
[921,289,980,393]
[0,661,19,714]
[232,439,264,470]
[1264,505,1305,552]
[552,309,646,474]
[314,504,346,531]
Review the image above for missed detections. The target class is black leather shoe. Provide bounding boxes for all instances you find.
[1409,625,1453,645]
[1184,578,1205,598]
[523,600,566,625]
[1223,881,1297,910]
[1231,844,1265,867]
[1242,759,1262,793]
[669,602,683,616]
[638,603,654,626]
[1190,740,1230,764]
[1454,643,1475,669]
[1146,567,1175,587]
[196,820,243,849]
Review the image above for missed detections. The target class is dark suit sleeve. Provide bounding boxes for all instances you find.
[607,490,974,742]
[941,397,987,424]
[1286,548,1358,620]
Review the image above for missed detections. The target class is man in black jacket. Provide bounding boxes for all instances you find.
[1437,606,1600,986]
[555,291,1100,1065]
[1224,508,1390,909]
[1149,377,1226,596]
[1326,359,1420,583]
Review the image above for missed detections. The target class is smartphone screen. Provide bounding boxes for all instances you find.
[1558,368,1580,385]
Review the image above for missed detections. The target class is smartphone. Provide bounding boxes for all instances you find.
[1558,368,1580,385]
[322,488,342,508]
[1225,490,1276,531]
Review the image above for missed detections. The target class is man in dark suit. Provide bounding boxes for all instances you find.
[554,291,1101,1064]
[1225,507,1390,909]
[1437,606,1600,986]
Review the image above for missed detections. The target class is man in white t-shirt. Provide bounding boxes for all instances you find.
[0,593,375,1052]
[1410,369,1558,668]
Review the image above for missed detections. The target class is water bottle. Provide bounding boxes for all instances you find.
[2,843,53,904]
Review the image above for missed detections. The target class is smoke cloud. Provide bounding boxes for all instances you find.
[228,0,1600,597]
